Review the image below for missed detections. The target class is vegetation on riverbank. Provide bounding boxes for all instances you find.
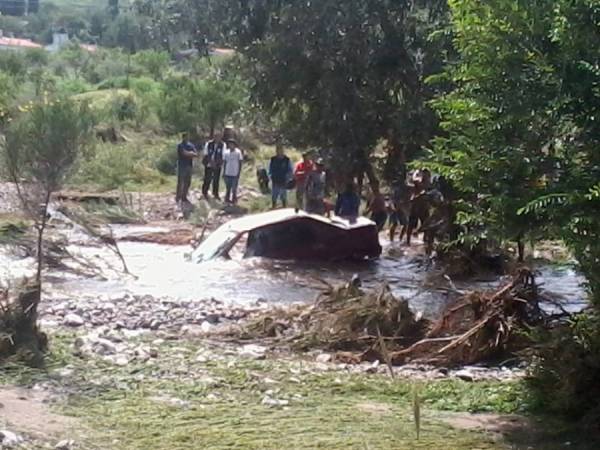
[0,0,599,440]
[3,330,596,450]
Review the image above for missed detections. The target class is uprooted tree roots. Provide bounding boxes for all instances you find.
[224,269,545,367]
[0,283,47,367]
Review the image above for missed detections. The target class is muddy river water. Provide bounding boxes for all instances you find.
[0,223,588,318]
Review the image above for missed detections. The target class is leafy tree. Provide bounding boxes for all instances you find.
[0,73,16,124]
[133,49,171,80]
[427,0,600,419]
[108,0,119,19]
[158,75,241,135]
[0,0,26,16]
[1,98,95,314]
[215,0,450,184]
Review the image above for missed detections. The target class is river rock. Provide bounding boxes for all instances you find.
[261,396,289,407]
[200,321,214,333]
[55,439,75,450]
[316,353,332,363]
[454,369,475,382]
[63,313,85,327]
[240,344,267,359]
[0,430,24,447]
[93,337,119,355]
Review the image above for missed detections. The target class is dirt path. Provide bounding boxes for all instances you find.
[0,387,78,446]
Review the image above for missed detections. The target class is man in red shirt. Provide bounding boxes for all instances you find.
[294,151,315,211]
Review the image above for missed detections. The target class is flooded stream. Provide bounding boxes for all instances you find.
[0,224,588,318]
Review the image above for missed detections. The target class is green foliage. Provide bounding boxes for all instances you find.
[0,72,16,122]
[158,75,242,134]
[132,50,171,80]
[427,0,600,422]
[72,136,174,191]
[154,144,178,176]
[0,51,27,79]
[528,312,600,422]
[217,0,450,182]
[2,98,95,193]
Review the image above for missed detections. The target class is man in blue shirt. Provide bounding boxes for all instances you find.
[335,182,361,220]
[269,144,293,208]
[175,133,198,205]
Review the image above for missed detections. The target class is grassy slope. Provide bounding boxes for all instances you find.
[2,332,596,450]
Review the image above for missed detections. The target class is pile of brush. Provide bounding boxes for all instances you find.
[387,268,542,365]
[0,282,47,366]
[227,269,544,367]
[227,282,428,352]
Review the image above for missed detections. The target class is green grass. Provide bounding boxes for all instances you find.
[4,332,594,450]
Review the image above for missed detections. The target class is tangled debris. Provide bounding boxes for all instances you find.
[0,283,47,366]
[225,269,545,367]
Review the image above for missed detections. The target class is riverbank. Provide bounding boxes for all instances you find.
[1,322,597,450]
[0,184,592,449]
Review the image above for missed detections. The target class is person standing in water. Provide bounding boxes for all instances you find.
[366,183,388,231]
[335,182,361,220]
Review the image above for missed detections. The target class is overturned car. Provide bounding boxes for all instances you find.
[192,209,382,262]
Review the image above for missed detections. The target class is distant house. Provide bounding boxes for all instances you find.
[46,31,97,53]
[45,31,69,53]
[0,31,42,51]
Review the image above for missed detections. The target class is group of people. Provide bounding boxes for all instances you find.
[267,148,328,214]
[175,131,244,206]
[176,132,450,252]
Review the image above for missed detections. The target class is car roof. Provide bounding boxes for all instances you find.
[222,208,375,233]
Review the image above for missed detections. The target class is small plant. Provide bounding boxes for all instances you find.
[0,97,94,363]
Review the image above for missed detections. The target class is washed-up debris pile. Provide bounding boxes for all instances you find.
[225,269,545,367]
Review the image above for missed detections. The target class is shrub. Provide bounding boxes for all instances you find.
[155,144,178,176]
[528,312,600,424]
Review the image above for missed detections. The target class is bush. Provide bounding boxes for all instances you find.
[72,139,172,191]
[528,312,600,424]
[55,77,94,96]
[155,144,178,176]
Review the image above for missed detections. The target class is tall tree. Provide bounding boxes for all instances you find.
[219,0,450,185]
[1,98,94,318]
[108,0,119,19]
[428,0,599,289]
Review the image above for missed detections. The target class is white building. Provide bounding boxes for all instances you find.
[45,31,69,53]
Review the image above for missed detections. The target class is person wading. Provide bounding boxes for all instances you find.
[366,183,388,232]
[304,158,327,215]
[175,132,198,205]
[335,182,361,220]
[294,151,314,211]
[202,130,225,200]
[223,139,243,204]
[269,144,293,208]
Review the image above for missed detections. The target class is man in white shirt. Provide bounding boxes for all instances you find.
[223,139,243,204]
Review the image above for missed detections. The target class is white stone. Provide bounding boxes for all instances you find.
[0,430,24,447]
[55,439,75,450]
[316,353,332,363]
[261,397,289,407]
[63,313,85,327]
[239,344,267,359]
[200,321,213,333]
[454,369,475,382]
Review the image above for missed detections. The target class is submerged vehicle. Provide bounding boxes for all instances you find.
[192,209,382,262]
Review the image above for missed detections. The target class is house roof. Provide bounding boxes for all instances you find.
[0,37,43,49]
[79,44,98,53]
